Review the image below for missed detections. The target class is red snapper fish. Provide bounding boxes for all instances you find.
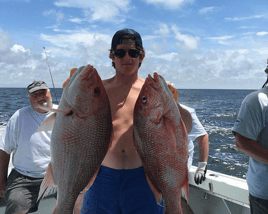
[37,65,113,214]
[133,72,189,214]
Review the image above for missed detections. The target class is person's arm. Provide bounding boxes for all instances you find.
[177,103,192,133]
[197,134,209,162]
[235,133,268,165]
[0,149,10,198]
[194,134,209,184]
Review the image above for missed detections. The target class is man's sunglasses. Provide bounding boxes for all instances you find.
[112,49,143,58]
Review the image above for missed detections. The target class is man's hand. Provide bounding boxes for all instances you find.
[62,68,77,89]
[194,162,207,185]
[0,150,10,198]
[0,181,6,198]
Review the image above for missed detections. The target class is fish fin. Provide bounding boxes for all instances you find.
[181,177,189,203]
[36,113,57,132]
[37,163,57,203]
[38,104,71,115]
[82,168,100,192]
[145,174,162,205]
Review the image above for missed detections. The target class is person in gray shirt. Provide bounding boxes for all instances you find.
[233,65,268,214]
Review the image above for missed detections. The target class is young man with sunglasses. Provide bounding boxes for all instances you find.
[79,28,192,213]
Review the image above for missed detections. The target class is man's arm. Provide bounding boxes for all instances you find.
[0,150,10,198]
[235,133,268,165]
[178,103,192,133]
[197,134,209,162]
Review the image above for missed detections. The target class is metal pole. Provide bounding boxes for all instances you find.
[43,47,59,104]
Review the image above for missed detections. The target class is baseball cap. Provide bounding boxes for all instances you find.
[111,28,143,48]
[27,80,49,93]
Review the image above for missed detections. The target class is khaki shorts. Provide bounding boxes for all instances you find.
[4,169,43,214]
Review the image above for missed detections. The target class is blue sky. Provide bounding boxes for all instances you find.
[0,0,268,89]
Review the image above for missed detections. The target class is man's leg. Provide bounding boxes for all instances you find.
[80,166,121,214]
[249,194,268,214]
[5,170,42,214]
[120,167,164,214]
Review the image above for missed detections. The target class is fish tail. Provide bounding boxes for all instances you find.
[37,163,57,202]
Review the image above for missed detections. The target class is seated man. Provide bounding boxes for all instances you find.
[0,81,57,214]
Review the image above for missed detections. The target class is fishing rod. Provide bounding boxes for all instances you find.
[43,46,59,104]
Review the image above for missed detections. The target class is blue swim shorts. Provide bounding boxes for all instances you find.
[80,166,164,214]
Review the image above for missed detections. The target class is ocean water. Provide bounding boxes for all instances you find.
[0,88,255,179]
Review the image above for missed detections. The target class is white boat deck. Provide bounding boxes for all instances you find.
[0,162,250,214]
[188,166,250,214]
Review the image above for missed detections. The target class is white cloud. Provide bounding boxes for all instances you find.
[239,26,257,29]
[68,17,83,24]
[256,31,268,36]
[207,36,234,40]
[171,25,199,51]
[206,35,234,45]
[43,9,64,25]
[40,29,110,50]
[10,44,28,53]
[225,15,265,21]
[54,0,131,22]
[154,23,170,37]
[0,28,13,53]
[199,7,215,14]
[143,0,193,9]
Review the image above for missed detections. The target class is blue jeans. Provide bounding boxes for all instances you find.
[80,166,164,214]
[249,194,268,214]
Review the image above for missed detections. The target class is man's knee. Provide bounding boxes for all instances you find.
[5,191,30,214]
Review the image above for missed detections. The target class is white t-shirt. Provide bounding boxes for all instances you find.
[180,104,207,169]
[0,105,57,178]
[232,87,268,200]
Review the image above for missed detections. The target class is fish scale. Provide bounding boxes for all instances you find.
[37,65,113,214]
[133,72,188,214]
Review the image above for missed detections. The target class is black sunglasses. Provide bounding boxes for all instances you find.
[112,49,142,58]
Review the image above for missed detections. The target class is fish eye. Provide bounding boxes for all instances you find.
[67,110,73,116]
[142,96,147,103]
[94,87,101,95]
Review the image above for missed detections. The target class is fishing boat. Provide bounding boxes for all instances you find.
[0,156,250,214]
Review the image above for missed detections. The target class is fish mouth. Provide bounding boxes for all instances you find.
[81,65,96,82]
[66,65,96,88]
[65,64,102,114]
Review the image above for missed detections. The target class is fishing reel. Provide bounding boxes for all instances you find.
[262,58,268,88]
[265,58,268,74]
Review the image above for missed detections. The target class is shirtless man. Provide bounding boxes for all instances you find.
[78,28,192,213]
